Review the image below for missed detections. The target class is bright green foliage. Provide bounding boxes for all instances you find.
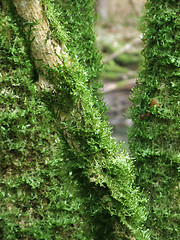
[128,1,180,239]
[43,0,106,115]
[1,1,149,239]
[0,12,92,240]
[38,1,149,239]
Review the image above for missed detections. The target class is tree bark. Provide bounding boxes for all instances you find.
[128,0,180,239]
[11,0,148,239]
[14,0,64,89]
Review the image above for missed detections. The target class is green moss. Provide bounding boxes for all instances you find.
[102,60,129,80]
[116,52,143,67]
[1,1,150,239]
[0,12,89,240]
[128,1,180,239]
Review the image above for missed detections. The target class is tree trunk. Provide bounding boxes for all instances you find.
[1,0,148,239]
[128,1,180,239]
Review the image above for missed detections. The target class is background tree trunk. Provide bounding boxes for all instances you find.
[96,0,109,20]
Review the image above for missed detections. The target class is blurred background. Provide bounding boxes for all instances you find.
[95,0,145,146]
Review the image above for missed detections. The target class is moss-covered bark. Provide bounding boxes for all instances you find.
[1,0,149,239]
[128,1,180,239]
[0,11,89,239]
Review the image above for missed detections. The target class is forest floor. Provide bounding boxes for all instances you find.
[95,0,145,145]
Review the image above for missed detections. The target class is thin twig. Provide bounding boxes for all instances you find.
[104,34,142,63]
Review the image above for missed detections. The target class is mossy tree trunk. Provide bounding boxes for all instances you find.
[128,1,180,239]
[1,0,148,239]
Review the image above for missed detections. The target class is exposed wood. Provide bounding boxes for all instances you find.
[13,0,65,89]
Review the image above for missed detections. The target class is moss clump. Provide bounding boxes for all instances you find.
[102,59,129,80]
